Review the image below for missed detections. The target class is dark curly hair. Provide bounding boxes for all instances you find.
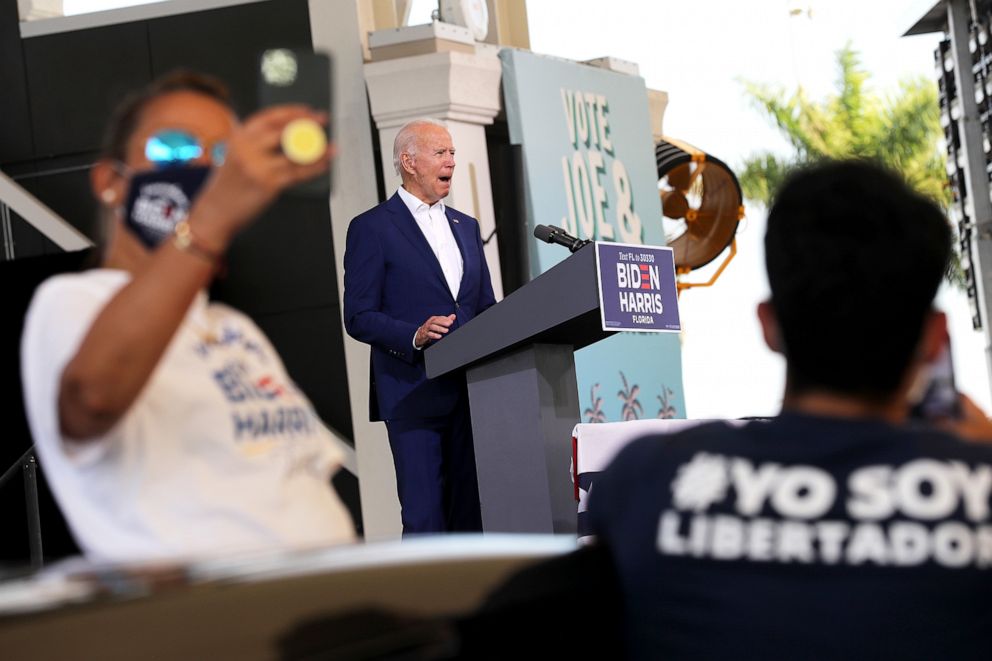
[100,69,234,162]
[765,160,952,400]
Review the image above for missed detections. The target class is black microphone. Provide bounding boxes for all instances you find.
[533,224,590,253]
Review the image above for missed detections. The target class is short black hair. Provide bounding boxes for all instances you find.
[100,69,233,162]
[765,160,952,400]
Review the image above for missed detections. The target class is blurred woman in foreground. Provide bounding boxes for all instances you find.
[21,71,354,561]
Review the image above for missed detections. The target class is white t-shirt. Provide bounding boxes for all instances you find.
[21,269,355,562]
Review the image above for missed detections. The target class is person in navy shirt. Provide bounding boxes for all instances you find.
[589,160,992,660]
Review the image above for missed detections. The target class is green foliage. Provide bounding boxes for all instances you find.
[738,44,949,210]
[739,44,960,284]
[739,154,793,208]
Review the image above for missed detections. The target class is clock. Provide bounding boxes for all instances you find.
[439,0,489,42]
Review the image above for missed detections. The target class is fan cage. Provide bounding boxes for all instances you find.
[655,138,743,270]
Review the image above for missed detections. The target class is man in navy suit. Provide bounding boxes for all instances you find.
[343,119,496,534]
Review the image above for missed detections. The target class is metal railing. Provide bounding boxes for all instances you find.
[1,200,15,260]
[0,169,92,258]
[0,446,44,569]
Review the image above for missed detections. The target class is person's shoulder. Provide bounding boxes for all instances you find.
[35,268,128,293]
[208,301,282,353]
[29,269,129,315]
[642,419,745,449]
[350,195,397,226]
[208,299,250,320]
[607,421,741,475]
[445,204,479,226]
[208,302,271,341]
[903,423,992,461]
[769,411,992,463]
[588,422,740,527]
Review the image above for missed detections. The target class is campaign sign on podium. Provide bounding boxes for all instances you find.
[596,242,681,332]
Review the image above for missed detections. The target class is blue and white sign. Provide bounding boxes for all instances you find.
[501,49,686,423]
[596,242,681,332]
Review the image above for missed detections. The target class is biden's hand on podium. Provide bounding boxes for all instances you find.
[415,314,456,349]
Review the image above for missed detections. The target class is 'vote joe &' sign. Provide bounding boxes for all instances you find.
[596,242,681,333]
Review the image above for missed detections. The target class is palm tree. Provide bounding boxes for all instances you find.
[739,44,949,210]
[617,372,643,421]
[583,383,607,423]
[657,386,678,419]
[739,44,959,282]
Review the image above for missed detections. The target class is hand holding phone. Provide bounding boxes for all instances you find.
[259,48,332,195]
[909,332,961,421]
[944,393,992,443]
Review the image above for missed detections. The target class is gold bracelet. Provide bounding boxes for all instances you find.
[173,221,222,264]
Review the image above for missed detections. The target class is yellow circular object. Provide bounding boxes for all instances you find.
[281,118,327,165]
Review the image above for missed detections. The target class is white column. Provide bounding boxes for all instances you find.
[310,0,400,540]
[365,47,505,299]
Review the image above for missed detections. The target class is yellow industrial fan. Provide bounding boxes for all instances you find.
[656,137,745,293]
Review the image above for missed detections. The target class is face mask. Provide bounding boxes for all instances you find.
[122,166,211,250]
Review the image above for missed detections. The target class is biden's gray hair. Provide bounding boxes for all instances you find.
[393,118,447,175]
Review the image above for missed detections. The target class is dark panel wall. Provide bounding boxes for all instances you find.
[23,22,152,157]
[0,0,359,562]
[486,122,529,297]
[149,0,312,116]
[0,0,33,162]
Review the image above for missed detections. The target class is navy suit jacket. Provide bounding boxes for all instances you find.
[343,192,496,421]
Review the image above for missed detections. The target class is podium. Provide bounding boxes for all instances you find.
[425,244,613,533]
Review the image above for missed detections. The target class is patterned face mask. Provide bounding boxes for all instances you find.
[122,165,212,250]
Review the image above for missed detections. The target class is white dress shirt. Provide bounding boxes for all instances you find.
[397,186,464,298]
[398,186,464,349]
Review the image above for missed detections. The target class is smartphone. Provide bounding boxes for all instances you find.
[258,48,332,196]
[910,333,961,421]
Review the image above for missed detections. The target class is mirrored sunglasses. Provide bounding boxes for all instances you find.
[145,130,227,167]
